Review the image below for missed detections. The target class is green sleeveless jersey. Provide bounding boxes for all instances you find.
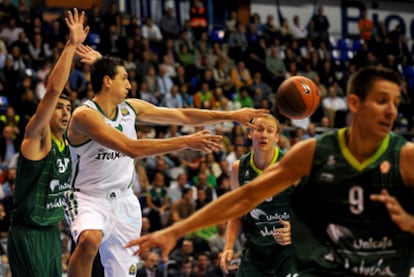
[11,140,72,227]
[238,147,294,248]
[290,128,414,276]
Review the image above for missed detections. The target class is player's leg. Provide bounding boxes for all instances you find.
[68,229,103,276]
[99,193,141,276]
[67,193,106,277]
[8,226,62,276]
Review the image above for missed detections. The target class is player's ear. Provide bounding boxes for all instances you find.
[103,75,112,88]
[347,94,360,113]
[247,128,254,139]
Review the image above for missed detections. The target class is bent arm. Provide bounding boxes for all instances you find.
[68,107,222,158]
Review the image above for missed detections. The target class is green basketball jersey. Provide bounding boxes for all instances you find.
[238,147,294,248]
[11,139,72,227]
[290,128,414,276]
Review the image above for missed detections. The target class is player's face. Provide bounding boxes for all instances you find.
[353,80,400,139]
[51,98,72,134]
[111,66,131,101]
[249,117,279,151]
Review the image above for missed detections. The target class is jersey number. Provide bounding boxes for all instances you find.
[349,186,364,215]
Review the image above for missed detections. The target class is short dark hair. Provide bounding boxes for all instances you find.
[59,89,70,101]
[347,66,402,101]
[90,56,124,94]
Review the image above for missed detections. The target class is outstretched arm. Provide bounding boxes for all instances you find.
[125,139,315,262]
[21,8,89,160]
[128,98,269,128]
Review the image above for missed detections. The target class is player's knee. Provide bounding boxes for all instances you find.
[76,230,102,257]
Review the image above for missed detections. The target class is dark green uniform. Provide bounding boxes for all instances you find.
[8,140,72,277]
[237,147,296,277]
[291,128,414,277]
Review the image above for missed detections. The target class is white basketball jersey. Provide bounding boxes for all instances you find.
[70,100,137,194]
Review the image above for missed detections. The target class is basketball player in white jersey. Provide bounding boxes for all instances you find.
[65,45,269,277]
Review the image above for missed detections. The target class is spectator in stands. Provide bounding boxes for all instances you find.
[309,5,330,45]
[212,59,234,98]
[231,60,253,92]
[169,187,196,225]
[146,171,170,232]
[263,14,280,42]
[162,84,183,108]
[228,22,248,62]
[234,86,254,108]
[136,50,158,82]
[139,82,158,106]
[180,84,194,108]
[192,252,212,276]
[194,82,215,109]
[358,8,373,42]
[189,0,208,40]
[168,172,194,204]
[157,64,174,101]
[170,238,195,265]
[0,125,20,168]
[303,122,319,139]
[279,17,292,43]
[159,6,180,40]
[68,61,87,93]
[194,43,210,75]
[137,251,163,277]
[0,17,24,46]
[177,43,195,70]
[142,17,163,46]
[290,15,307,41]
[322,83,348,128]
[266,46,287,89]
[209,222,242,258]
[28,32,52,70]
[86,4,104,34]
[246,35,268,76]
[141,216,151,236]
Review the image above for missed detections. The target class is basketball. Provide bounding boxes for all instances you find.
[275,76,320,120]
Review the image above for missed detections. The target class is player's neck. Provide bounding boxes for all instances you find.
[253,149,276,170]
[346,128,383,162]
[92,95,118,119]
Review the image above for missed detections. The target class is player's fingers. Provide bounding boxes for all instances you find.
[73,8,79,21]
[66,10,74,24]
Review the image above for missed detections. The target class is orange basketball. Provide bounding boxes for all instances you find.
[275,76,320,120]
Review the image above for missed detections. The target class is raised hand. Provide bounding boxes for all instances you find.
[370,189,414,234]
[65,8,89,46]
[185,130,222,153]
[273,219,292,246]
[76,44,102,65]
[231,108,269,128]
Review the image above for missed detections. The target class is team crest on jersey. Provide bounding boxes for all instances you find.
[380,160,391,174]
[128,263,137,275]
[121,108,130,116]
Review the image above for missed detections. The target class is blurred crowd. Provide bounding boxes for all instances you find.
[0,0,413,276]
